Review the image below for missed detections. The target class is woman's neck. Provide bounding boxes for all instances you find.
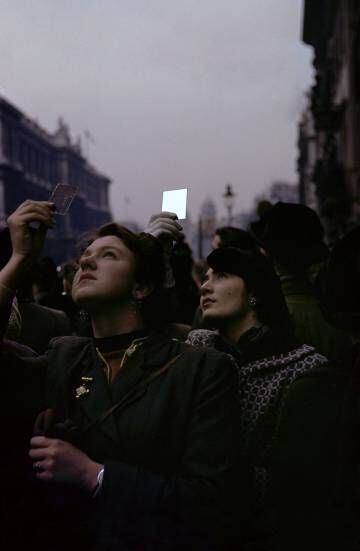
[90,303,144,338]
[220,311,258,344]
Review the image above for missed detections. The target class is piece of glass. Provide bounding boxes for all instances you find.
[161,188,188,220]
[49,183,77,215]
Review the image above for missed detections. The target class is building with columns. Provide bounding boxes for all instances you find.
[0,96,112,263]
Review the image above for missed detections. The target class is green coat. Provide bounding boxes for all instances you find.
[280,275,351,365]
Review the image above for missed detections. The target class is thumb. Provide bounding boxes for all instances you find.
[33,408,54,436]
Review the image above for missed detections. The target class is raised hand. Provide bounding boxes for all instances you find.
[145,212,184,244]
[7,200,56,260]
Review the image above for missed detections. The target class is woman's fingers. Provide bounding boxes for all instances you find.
[148,211,178,223]
[29,448,46,460]
[18,199,55,209]
[8,213,55,231]
[146,212,184,241]
[12,202,56,225]
[35,469,53,482]
[152,219,183,231]
[33,408,54,436]
[30,436,52,448]
[149,220,184,240]
[20,213,56,228]
[10,201,54,219]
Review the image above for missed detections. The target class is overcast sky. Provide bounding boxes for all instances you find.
[0,0,313,225]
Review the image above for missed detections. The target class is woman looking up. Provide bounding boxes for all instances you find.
[0,200,243,550]
[188,247,328,499]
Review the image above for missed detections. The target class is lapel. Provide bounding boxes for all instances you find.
[110,332,176,403]
[72,333,177,446]
[69,341,119,446]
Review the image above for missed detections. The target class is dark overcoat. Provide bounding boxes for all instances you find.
[39,332,243,550]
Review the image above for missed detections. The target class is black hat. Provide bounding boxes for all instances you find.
[259,202,328,264]
[207,247,270,285]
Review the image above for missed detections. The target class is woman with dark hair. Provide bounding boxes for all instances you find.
[187,247,329,502]
[0,201,242,550]
[192,228,259,329]
[76,221,168,328]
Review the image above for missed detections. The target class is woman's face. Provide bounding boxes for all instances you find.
[200,268,251,324]
[72,235,137,311]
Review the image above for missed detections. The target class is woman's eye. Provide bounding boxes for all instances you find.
[103,251,116,258]
[216,272,228,279]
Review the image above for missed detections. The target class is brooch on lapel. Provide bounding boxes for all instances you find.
[75,376,93,399]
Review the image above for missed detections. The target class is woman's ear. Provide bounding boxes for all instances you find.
[248,295,257,308]
[132,282,154,301]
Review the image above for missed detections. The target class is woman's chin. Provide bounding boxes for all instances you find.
[73,291,98,312]
[202,311,220,326]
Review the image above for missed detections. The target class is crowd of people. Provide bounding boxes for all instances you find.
[0,198,359,550]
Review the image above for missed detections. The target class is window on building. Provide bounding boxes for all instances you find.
[19,139,26,168]
[2,122,13,160]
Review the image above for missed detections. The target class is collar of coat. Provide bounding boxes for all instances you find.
[49,331,180,372]
[47,332,186,447]
[240,343,327,374]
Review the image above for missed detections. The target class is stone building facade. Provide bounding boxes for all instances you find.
[300,0,360,242]
[0,96,112,263]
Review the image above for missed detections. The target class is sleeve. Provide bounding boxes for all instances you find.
[268,367,347,551]
[98,353,244,546]
[0,295,15,341]
[0,340,48,415]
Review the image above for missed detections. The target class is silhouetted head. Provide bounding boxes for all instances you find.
[259,202,328,272]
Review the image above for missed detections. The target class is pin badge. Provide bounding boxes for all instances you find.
[75,376,93,399]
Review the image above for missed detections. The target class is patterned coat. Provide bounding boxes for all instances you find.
[186,329,328,496]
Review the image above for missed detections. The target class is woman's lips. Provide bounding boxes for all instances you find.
[201,298,215,309]
[79,273,96,282]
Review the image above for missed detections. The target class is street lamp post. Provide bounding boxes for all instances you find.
[223,183,235,225]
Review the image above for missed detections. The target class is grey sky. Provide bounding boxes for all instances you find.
[0,0,313,225]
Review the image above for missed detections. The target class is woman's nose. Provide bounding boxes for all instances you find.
[79,255,96,270]
[200,280,211,295]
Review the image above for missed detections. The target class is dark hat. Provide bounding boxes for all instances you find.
[207,247,270,286]
[259,202,328,263]
[214,227,259,252]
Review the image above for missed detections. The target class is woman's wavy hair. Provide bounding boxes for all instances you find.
[76,223,167,327]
